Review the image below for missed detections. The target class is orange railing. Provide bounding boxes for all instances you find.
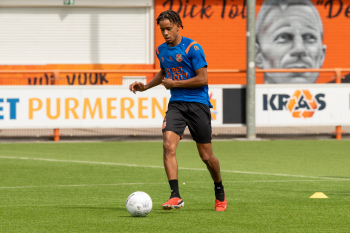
[0,68,349,85]
[0,69,247,85]
[257,68,350,84]
[1,68,349,140]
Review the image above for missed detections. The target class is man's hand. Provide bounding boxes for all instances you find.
[162,78,175,90]
[129,82,146,94]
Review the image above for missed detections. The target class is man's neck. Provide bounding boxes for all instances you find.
[168,35,182,47]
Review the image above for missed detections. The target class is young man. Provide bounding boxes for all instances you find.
[129,10,226,211]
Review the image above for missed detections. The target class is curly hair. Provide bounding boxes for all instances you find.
[156,10,184,29]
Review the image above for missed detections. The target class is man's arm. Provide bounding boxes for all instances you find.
[162,67,208,89]
[129,69,166,94]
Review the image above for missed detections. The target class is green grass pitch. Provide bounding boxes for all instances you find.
[0,140,350,232]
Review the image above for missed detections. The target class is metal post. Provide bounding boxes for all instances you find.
[334,68,342,84]
[53,70,60,85]
[53,129,60,142]
[335,126,342,140]
[246,0,256,139]
[53,70,60,141]
[334,69,342,140]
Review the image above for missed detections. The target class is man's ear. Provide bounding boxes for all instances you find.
[255,42,264,69]
[318,44,327,68]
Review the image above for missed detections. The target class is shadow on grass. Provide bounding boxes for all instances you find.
[302,190,350,197]
[57,206,217,216]
[58,206,125,211]
[153,208,214,212]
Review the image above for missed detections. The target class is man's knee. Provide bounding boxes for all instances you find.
[163,140,177,157]
[201,153,215,165]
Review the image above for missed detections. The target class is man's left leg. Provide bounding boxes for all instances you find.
[197,143,227,211]
[185,102,226,211]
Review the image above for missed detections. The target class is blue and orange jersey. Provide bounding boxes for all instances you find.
[156,37,212,108]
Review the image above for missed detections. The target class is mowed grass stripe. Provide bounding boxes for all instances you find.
[1,179,350,190]
[0,155,343,180]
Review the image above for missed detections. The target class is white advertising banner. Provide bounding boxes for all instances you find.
[0,86,223,129]
[256,84,350,126]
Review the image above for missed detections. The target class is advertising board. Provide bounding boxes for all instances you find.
[0,86,222,128]
[256,84,350,126]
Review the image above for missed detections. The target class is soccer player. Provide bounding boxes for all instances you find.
[129,10,226,211]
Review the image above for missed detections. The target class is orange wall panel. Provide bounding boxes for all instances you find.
[155,0,350,84]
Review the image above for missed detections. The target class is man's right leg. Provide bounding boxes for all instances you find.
[161,102,187,210]
[163,131,180,181]
[161,131,184,210]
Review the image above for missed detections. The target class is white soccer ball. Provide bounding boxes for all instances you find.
[126,191,152,217]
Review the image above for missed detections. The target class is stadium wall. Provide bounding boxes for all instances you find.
[0,0,155,85]
[1,0,350,85]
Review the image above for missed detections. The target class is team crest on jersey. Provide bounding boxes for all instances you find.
[169,56,173,61]
[162,57,164,62]
[176,54,183,62]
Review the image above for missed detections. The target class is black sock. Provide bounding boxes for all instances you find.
[214,181,225,202]
[169,179,181,199]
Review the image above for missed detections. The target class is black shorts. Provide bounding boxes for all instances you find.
[162,101,212,143]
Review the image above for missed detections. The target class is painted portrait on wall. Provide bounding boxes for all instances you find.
[255,0,327,84]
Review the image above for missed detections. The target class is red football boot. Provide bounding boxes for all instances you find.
[215,194,227,211]
[161,197,184,210]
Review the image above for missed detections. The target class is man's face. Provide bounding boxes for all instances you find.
[159,19,180,46]
[256,5,326,83]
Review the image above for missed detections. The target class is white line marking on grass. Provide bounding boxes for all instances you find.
[178,167,345,180]
[0,156,347,181]
[0,183,160,189]
[223,179,350,183]
[0,179,349,189]
[0,156,165,168]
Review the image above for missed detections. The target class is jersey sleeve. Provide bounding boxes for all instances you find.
[156,47,165,70]
[188,43,207,71]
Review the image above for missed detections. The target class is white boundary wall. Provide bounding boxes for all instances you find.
[0,0,154,65]
[0,0,153,7]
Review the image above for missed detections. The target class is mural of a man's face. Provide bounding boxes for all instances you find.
[256,4,326,84]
